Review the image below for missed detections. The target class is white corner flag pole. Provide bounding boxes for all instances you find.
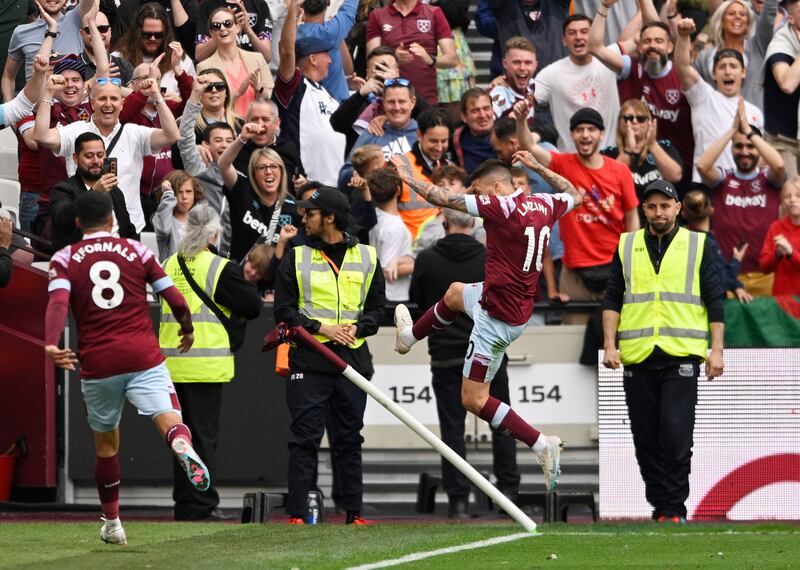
[263,325,538,533]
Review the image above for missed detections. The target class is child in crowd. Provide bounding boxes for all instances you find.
[759,178,800,296]
[682,190,753,303]
[510,166,532,195]
[413,165,485,254]
[367,169,414,303]
[348,144,381,239]
[152,170,205,262]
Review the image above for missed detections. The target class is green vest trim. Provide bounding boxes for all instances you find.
[617,228,709,365]
[160,250,234,383]
[295,243,376,349]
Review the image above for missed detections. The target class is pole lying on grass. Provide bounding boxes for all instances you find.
[263,324,538,533]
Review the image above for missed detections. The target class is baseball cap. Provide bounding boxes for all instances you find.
[295,36,334,58]
[54,55,88,80]
[295,186,350,216]
[642,180,679,202]
[569,107,604,131]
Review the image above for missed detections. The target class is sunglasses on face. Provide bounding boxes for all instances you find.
[96,77,122,86]
[141,31,165,40]
[210,19,235,31]
[383,78,410,87]
[83,25,111,34]
[622,114,649,123]
[204,81,227,93]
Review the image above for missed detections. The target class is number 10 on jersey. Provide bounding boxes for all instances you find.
[522,226,550,272]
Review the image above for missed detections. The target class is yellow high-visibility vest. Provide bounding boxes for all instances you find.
[617,228,709,365]
[295,243,376,349]
[160,250,234,382]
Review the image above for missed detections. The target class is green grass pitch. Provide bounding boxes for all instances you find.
[1,521,798,569]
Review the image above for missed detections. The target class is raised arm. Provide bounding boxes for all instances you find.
[390,155,468,212]
[83,2,109,78]
[232,0,272,62]
[142,77,180,151]
[218,122,261,189]
[589,0,625,74]
[512,150,583,208]
[512,100,551,167]
[674,17,700,91]
[33,73,65,152]
[278,0,299,81]
[637,0,660,24]
[178,76,209,175]
[696,104,742,185]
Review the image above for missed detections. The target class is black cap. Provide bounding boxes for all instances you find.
[642,180,679,202]
[295,186,350,216]
[569,107,604,131]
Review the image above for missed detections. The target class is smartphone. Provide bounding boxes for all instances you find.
[160,86,167,94]
[226,2,241,12]
[102,157,118,176]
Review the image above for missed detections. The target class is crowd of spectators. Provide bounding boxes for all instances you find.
[1,0,799,303]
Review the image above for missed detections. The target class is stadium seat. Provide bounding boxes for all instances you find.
[140,231,158,255]
[0,179,21,223]
[0,127,19,182]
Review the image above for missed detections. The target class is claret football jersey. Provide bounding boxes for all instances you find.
[48,232,174,379]
[465,190,573,325]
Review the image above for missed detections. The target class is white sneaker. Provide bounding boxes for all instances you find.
[171,437,211,492]
[100,517,127,545]
[537,436,563,493]
[394,304,413,355]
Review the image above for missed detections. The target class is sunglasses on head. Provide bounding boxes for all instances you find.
[210,19,235,31]
[83,25,111,34]
[622,114,649,123]
[96,77,122,86]
[204,81,227,93]
[141,31,165,40]
[383,78,410,87]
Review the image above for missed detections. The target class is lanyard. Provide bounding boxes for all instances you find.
[319,251,341,275]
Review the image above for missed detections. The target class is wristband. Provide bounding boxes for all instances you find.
[44,30,58,38]
[428,54,437,67]
[597,10,608,17]
[153,97,166,105]
[40,98,53,105]
[667,13,678,19]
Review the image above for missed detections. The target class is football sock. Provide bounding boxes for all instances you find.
[165,423,192,447]
[95,454,121,520]
[478,397,541,448]
[409,299,458,342]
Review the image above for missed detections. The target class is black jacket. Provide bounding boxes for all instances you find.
[0,246,11,288]
[50,174,138,252]
[601,224,725,365]
[211,250,263,351]
[273,232,386,376]
[411,233,486,365]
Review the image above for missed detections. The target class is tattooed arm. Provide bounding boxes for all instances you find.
[512,151,584,208]
[389,155,469,212]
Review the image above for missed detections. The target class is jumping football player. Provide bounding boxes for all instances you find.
[391,153,583,492]
[44,192,210,545]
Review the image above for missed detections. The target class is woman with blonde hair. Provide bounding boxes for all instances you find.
[602,99,683,223]
[196,6,274,116]
[152,170,206,262]
[217,122,298,261]
[694,0,777,108]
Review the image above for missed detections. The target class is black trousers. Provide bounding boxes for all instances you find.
[173,383,223,519]
[624,361,699,519]
[431,358,520,500]
[286,369,368,517]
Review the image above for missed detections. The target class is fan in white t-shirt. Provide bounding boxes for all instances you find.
[366,168,414,303]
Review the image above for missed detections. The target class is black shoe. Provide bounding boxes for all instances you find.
[447,496,470,519]
[175,508,237,522]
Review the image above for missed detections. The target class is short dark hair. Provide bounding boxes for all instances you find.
[469,159,512,185]
[640,21,672,41]
[417,108,450,134]
[298,180,323,198]
[367,169,402,205]
[75,132,104,155]
[562,14,592,35]
[491,116,517,141]
[713,48,745,69]
[203,121,235,143]
[460,87,491,115]
[320,208,349,231]
[367,45,397,61]
[430,164,468,186]
[384,80,415,99]
[76,190,113,228]
[302,0,329,16]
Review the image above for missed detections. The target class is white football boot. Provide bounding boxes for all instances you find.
[537,435,563,493]
[393,304,413,355]
[100,517,127,545]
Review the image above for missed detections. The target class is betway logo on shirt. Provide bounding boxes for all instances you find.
[642,98,680,122]
[725,193,767,208]
[243,210,269,235]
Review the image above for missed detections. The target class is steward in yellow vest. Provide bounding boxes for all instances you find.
[158,204,261,521]
[273,187,386,525]
[601,180,725,523]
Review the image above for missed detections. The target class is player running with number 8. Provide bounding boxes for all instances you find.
[390,154,583,492]
[44,192,211,545]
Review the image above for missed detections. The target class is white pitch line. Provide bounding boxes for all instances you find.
[345,532,534,570]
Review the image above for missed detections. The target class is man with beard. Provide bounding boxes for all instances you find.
[49,132,137,250]
[588,0,693,193]
[674,17,763,181]
[2,0,93,100]
[696,99,785,296]
[516,102,638,318]
[533,14,620,151]
[452,88,495,174]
